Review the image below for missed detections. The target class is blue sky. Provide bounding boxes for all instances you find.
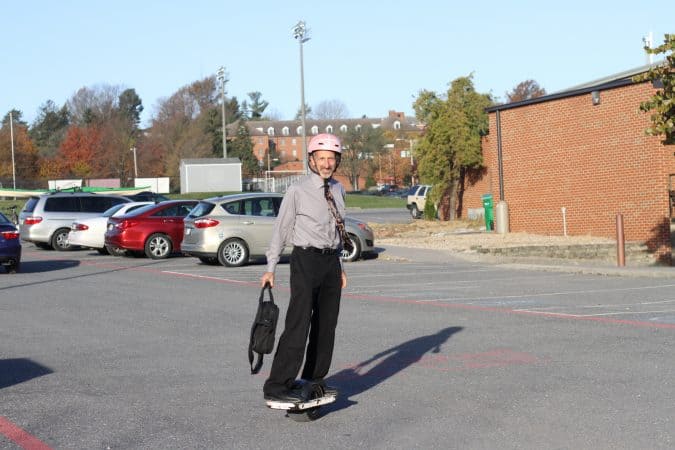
[3,1,673,127]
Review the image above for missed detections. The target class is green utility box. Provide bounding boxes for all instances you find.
[482,194,494,231]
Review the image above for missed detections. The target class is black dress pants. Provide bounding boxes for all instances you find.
[263,247,342,395]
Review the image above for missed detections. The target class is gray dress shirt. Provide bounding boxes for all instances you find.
[265,173,346,273]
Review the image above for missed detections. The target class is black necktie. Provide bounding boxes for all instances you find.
[323,179,353,252]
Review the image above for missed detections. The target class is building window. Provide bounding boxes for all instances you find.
[311,125,319,134]
[325,125,333,133]
[282,126,289,136]
[280,138,286,146]
[297,126,303,135]
[393,120,401,130]
[340,124,348,133]
[292,149,297,158]
[267,127,275,136]
[292,138,297,144]
[355,124,361,132]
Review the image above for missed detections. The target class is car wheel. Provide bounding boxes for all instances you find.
[145,233,172,259]
[218,238,249,267]
[105,245,127,256]
[198,256,219,265]
[410,204,421,219]
[51,228,72,251]
[6,260,19,274]
[340,234,361,262]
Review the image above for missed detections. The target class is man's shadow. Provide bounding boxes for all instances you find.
[325,326,463,413]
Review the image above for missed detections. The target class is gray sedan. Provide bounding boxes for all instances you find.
[181,192,374,267]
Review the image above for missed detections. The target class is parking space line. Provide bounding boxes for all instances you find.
[346,268,501,277]
[427,283,675,304]
[160,271,254,285]
[569,308,675,317]
[37,253,675,330]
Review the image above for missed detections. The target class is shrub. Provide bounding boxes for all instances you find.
[423,198,437,220]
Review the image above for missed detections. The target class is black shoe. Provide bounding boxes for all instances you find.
[264,390,303,403]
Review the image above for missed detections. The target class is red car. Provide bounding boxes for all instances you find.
[104,200,198,259]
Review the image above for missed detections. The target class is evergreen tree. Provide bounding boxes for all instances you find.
[242,92,269,119]
[118,88,143,129]
[228,124,258,177]
[413,75,493,220]
[29,100,70,158]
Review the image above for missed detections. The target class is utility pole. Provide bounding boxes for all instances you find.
[130,147,138,178]
[9,111,16,192]
[217,66,228,158]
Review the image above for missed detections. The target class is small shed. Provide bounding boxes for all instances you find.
[180,158,242,194]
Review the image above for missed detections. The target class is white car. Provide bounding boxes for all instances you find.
[406,184,431,219]
[67,202,153,254]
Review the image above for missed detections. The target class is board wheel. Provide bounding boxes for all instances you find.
[286,381,325,422]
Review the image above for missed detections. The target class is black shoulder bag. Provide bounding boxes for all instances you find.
[248,283,279,375]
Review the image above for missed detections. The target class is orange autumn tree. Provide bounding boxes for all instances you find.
[57,125,104,178]
[0,111,40,187]
[37,158,66,181]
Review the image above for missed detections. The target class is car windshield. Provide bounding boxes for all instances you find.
[102,203,127,217]
[0,212,10,224]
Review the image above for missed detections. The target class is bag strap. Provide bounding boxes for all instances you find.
[249,283,273,374]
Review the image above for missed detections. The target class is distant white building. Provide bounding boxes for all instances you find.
[180,158,242,194]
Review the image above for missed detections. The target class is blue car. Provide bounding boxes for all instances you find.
[0,212,21,273]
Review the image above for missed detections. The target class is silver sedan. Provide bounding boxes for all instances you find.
[181,192,374,267]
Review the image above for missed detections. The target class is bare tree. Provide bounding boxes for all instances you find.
[67,84,123,125]
[145,78,218,181]
[313,99,349,120]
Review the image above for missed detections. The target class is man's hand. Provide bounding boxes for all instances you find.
[261,272,275,288]
[341,271,347,288]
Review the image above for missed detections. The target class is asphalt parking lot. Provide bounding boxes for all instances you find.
[1,244,674,449]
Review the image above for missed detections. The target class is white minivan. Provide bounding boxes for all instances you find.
[19,192,130,250]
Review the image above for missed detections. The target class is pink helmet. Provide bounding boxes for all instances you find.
[308,133,342,154]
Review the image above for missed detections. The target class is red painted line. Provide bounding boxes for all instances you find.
[0,416,52,450]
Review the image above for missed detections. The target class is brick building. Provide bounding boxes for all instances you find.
[462,64,674,263]
[241,111,423,190]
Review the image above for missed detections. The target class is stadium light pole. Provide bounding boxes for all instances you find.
[217,66,228,158]
[293,20,310,174]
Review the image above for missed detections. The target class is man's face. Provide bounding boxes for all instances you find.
[309,150,337,179]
